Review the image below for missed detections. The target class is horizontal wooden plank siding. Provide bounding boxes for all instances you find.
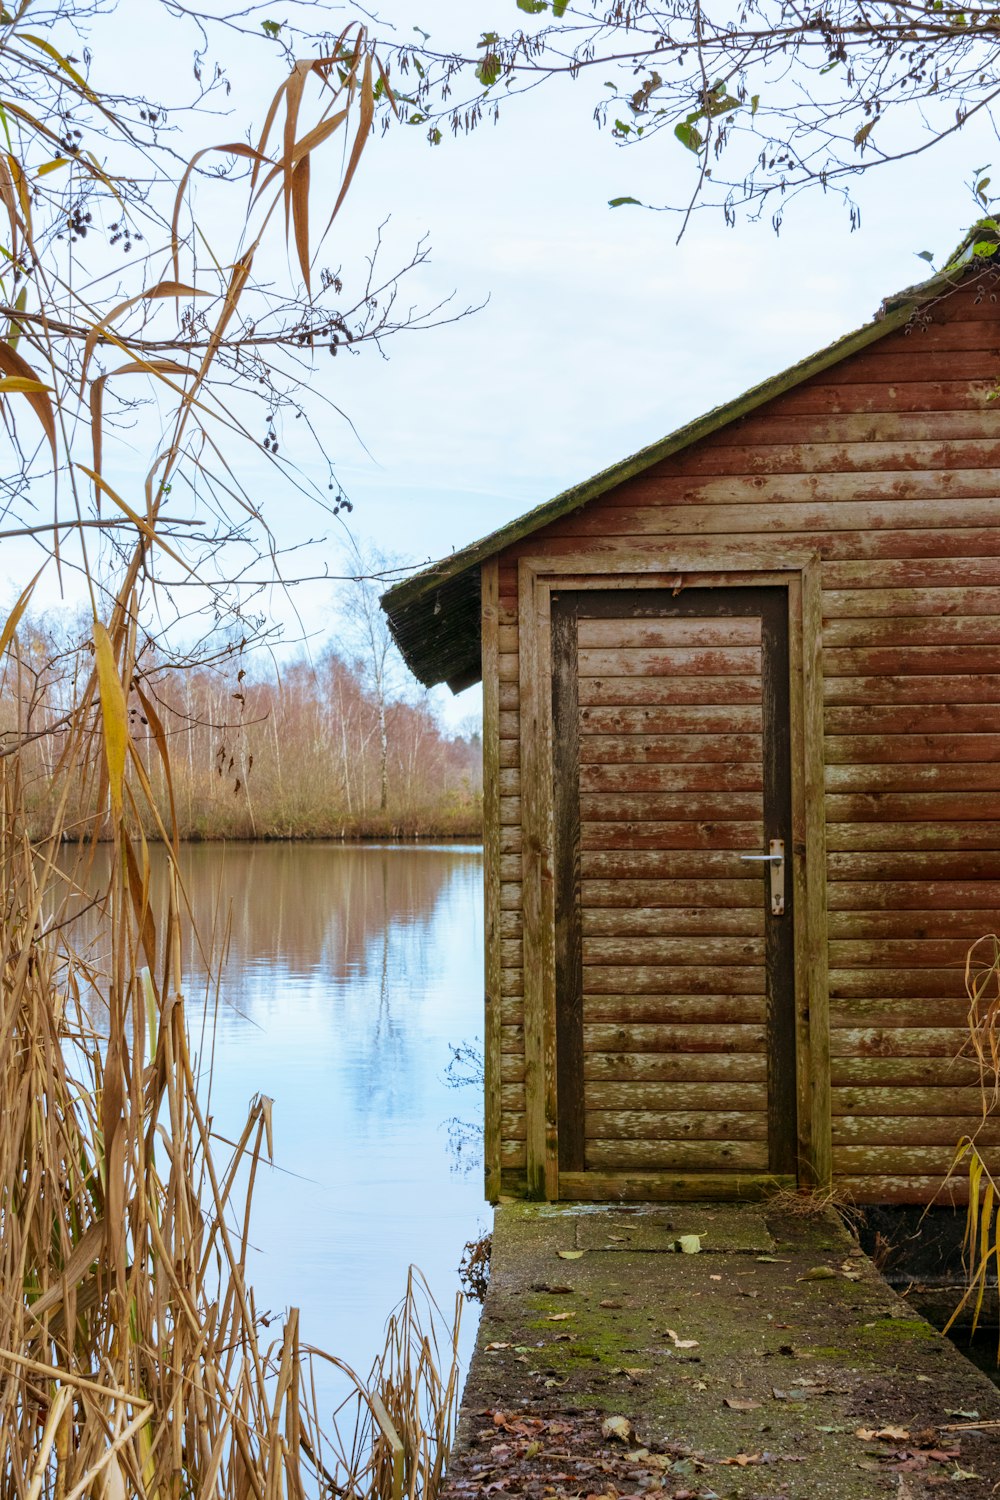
[492,273,1000,1202]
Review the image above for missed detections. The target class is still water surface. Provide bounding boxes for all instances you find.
[68,842,487,1401]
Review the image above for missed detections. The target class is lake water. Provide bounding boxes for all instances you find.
[63,842,487,1406]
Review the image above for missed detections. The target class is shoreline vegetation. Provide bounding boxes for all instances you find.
[8,612,483,844]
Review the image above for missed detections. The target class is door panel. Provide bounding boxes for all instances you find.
[551,587,796,1181]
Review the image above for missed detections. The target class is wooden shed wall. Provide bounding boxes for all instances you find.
[489,275,1000,1205]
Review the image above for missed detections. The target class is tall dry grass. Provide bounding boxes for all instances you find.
[0,14,468,1491]
[944,935,1000,1344]
[0,669,461,1494]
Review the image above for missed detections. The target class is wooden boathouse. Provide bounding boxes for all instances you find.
[381,248,1000,1208]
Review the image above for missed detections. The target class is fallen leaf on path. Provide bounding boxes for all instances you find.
[675,1234,702,1254]
[665,1328,699,1349]
[599,1299,622,1309]
[855,1426,910,1442]
[723,1397,761,1411]
[544,1312,575,1322]
[557,1249,585,1260]
[531,1282,575,1294]
[800,1265,837,1281]
[945,1410,980,1421]
[484,1342,511,1351]
[601,1416,634,1443]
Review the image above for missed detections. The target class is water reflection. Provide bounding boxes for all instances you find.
[61,841,487,1404]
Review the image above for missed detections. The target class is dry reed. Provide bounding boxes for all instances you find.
[942,935,1000,1345]
[0,719,461,1497]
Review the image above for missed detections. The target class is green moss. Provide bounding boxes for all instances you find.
[861,1317,941,1342]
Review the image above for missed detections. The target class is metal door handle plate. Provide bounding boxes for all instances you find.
[740,839,785,916]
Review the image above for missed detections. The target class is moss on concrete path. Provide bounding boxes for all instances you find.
[444,1203,1000,1500]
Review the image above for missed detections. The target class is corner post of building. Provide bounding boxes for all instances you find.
[801,555,832,1190]
[518,560,559,1199]
[482,557,503,1201]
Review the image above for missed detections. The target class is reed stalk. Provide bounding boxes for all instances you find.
[0,666,461,1497]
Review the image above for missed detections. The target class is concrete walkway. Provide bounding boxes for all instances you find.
[444,1203,1000,1500]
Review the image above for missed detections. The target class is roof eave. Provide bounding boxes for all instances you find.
[381,255,992,689]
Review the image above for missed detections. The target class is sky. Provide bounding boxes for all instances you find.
[10,0,1000,727]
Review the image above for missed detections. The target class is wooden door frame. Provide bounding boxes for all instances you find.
[511,550,831,1201]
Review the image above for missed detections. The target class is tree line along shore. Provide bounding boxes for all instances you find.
[6,614,483,842]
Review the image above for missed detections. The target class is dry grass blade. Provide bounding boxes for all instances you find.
[0,10,468,1493]
[0,672,463,1499]
[943,938,1000,1350]
[0,340,56,457]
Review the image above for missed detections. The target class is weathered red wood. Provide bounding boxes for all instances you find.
[826,705,1000,735]
[557,495,1000,533]
[582,877,760,908]
[826,793,1000,824]
[827,907,1000,938]
[823,558,1000,589]
[819,348,1000,383]
[672,439,1000,478]
[582,821,762,851]
[825,673,1000,705]
[584,1022,766,1053]
[582,850,760,878]
[581,790,763,818]
[829,968,968,997]
[582,905,765,936]
[829,998,971,1026]
[833,1116,1000,1145]
[719,412,1000,449]
[582,764,764,793]
[505,525,1000,564]
[832,1056,982,1086]
[584,965,766,995]
[583,993,766,1023]
[587,1080,768,1110]
[578,646,762,677]
[825,733,1000,764]
[577,617,760,647]
[827,850,1000,879]
[832,1084,990,1116]
[825,587,1000,618]
[580,704,764,734]
[579,732,762,765]
[584,1051,768,1082]
[586,1110,768,1142]
[829,936,974,966]
[772,379,994,415]
[585,1138,768,1170]
[829,1027,968,1058]
[582,934,762,965]
[828,880,1000,910]
[580,675,764,706]
[825,617,1000,648]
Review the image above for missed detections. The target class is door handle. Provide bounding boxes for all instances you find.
[740,838,785,916]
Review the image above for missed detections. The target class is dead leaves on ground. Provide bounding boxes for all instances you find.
[450,1406,979,1499]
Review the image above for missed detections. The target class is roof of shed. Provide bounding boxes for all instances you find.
[381,242,996,693]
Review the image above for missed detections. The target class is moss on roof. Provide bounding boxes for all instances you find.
[381,252,994,691]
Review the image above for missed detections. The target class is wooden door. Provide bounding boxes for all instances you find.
[550,586,796,1184]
